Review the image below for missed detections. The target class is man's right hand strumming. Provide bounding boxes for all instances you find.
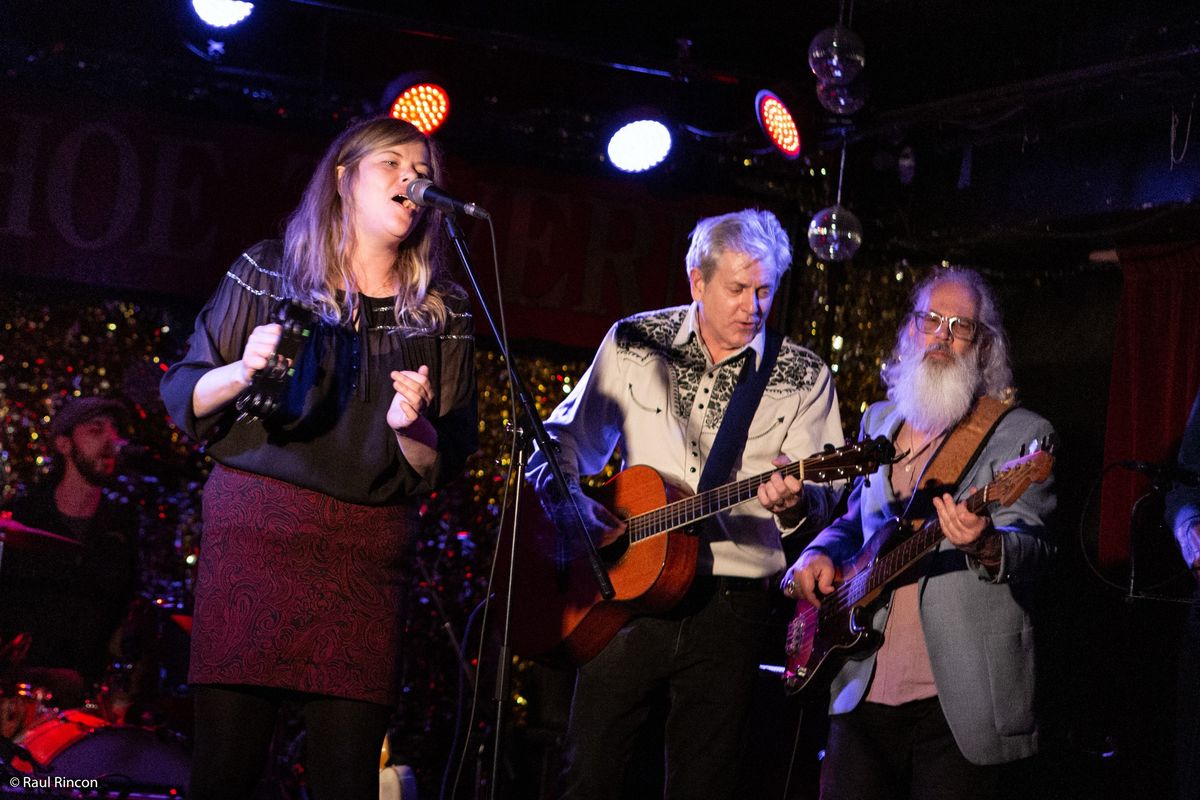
[782,549,836,606]
[543,484,626,548]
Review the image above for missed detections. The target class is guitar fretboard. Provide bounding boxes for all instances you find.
[840,485,992,607]
[822,455,1047,616]
[596,437,891,545]
[625,460,807,543]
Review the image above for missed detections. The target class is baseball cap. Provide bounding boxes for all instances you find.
[50,396,128,439]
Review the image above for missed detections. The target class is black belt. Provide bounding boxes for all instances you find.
[692,575,771,594]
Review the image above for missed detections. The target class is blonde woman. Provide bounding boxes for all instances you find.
[161,116,477,800]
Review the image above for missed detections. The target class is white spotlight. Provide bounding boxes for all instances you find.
[607,120,672,173]
[192,0,254,29]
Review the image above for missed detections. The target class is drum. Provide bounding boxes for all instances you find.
[15,709,189,790]
[0,683,50,739]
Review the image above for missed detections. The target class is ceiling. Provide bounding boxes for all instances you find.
[4,0,1199,267]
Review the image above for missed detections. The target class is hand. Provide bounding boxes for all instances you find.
[239,323,283,384]
[757,455,805,516]
[545,485,627,548]
[576,494,627,548]
[1183,521,1200,573]
[781,549,836,606]
[388,365,435,431]
[932,490,991,550]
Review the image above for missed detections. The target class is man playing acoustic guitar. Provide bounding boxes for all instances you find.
[783,268,1056,800]
[526,209,845,799]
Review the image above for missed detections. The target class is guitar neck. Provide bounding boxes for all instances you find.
[625,461,806,543]
[844,484,995,605]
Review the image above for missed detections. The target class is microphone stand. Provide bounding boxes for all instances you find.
[1122,462,1190,600]
[441,213,614,799]
[1114,464,1191,794]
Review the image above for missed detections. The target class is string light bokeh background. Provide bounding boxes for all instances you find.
[0,248,926,788]
[3,242,1124,796]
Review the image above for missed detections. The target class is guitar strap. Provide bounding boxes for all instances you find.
[912,395,1013,514]
[697,330,783,494]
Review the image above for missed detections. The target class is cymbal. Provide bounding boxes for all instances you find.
[0,518,81,551]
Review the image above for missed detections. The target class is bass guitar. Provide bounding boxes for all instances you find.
[497,437,895,668]
[782,448,1054,695]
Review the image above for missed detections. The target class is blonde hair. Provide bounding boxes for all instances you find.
[282,116,459,334]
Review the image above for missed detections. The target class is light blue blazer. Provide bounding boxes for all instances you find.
[805,399,1056,766]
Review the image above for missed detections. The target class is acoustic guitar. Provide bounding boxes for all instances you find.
[496,437,895,668]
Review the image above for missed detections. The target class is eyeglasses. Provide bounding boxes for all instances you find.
[911,310,981,342]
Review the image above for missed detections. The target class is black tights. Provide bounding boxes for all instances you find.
[189,684,392,800]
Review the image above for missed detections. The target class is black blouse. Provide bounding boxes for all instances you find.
[160,240,478,506]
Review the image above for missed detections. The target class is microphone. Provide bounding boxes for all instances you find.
[1118,460,1200,488]
[404,179,491,221]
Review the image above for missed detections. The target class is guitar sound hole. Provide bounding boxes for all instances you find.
[600,536,630,563]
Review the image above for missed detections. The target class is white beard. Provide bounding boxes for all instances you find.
[890,345,981,435]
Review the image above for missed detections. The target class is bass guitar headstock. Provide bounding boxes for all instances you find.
[987,449,1054,508]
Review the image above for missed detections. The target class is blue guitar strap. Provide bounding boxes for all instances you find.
[697,330,783,493]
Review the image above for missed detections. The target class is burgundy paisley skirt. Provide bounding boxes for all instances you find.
[190,464,413,705]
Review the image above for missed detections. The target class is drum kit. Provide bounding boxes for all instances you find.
[0,517,191,798]
[0,517,419,798]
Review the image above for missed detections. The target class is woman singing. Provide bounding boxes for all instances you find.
[161,116,478,800]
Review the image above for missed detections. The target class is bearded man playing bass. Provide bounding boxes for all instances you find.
[783,267,1056,800]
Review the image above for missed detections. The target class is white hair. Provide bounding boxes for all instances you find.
[684,208,792,283]
[882,267,1014,406]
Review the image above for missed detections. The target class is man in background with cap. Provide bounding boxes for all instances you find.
[0,396,140,709]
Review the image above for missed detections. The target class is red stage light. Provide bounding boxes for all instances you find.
[756,90,801,159]
[387,83,450,135]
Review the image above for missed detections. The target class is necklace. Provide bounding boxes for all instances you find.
[898,426,941,474]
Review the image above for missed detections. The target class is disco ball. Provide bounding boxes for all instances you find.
[807,26,866,86]
[816,78,868,116]
[807,205,863,262]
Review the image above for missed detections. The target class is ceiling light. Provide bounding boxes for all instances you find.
[383,76,450,135]
[755,90,801,159]
[607,119,672,173]
[191,0,254,29]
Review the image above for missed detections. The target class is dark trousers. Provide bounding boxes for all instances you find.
[559,578,774,800]
[188,684,391,800]
[1178,587,1200,800]
[820,698,1002,800]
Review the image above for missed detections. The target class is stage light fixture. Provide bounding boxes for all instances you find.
[382,77,450,135]
[191,0,254,29]
[755,90,801,159]
[606,119,673,173]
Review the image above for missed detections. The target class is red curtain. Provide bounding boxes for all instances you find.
[1099,241,1200,567]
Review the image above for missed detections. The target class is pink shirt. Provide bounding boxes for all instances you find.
[864,432,941,705]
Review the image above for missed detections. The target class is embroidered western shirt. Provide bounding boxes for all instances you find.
[526,303,845,578]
